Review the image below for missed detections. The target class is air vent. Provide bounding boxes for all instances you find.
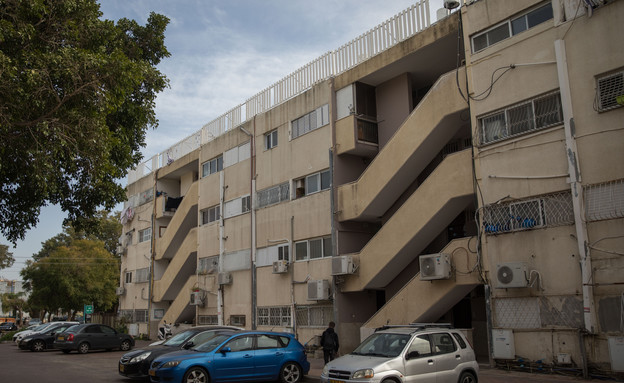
[496,262,528,288]
[419,253,452,281]
[597,70,624,111]
[272,260,288,274]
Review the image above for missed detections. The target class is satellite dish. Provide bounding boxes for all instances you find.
[497,265,514,284]
[444,0,460,10]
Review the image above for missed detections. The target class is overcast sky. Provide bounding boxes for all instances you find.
[2,0,449,281]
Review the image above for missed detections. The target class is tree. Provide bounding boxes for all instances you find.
[1,291,28,324]
[0,0,170,244]
[0,244,15,269]
[21,239,119,315]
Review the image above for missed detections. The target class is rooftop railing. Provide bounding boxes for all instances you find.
[128,0,437,185]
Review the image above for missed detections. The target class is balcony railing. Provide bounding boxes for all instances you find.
[128,0,444,185]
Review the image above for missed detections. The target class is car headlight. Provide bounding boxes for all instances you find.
[353,369,374,379]
[129,352,151,363]
[161,360,181,368]
[322,365,329,376]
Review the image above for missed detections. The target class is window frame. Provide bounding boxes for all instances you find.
[265,130,278,150]
[294,169,331,199]
[124,271,132,284]
[201,155,224,178]
[295,236,332,261]
[138,228,152,243]
[201,205,221,225]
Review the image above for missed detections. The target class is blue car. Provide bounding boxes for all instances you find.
[149,331,310,383]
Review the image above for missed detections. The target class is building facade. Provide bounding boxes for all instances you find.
[118,0,624,374]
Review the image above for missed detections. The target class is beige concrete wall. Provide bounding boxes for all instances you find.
[376,72,412,148]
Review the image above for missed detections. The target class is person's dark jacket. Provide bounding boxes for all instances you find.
[321,327,339,351]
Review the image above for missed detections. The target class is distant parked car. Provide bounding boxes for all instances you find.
[19,323,76,352]
[119,326,241,379]
[0,322,17,332]
[54,323,134,354]
[148,331,310,383]
[14,321,79,344]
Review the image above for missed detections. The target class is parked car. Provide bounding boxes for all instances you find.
[0,322,18,332]
[19,323,76,352]
[321,324,479,383]
[119,326,241,379]
[14,321,79,344]
[148,331,310,383]
[53,323,134,354]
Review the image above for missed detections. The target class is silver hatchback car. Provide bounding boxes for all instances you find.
[321,324,478,383]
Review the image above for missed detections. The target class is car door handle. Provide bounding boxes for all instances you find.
[243,354,253,358]
[427,359,434,365]
[275,352,284,356]
[455,354,461,359]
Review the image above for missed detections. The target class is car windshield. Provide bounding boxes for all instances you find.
[192,334,231,352]
[351,333,411,358]
[162,330,195,347]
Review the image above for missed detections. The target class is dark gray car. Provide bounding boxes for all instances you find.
[53,323,134,354]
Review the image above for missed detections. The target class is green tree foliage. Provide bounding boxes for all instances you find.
[0,244,15,269]
[0,0,170,244]
[1,291,28,323]
[21,239,119,313]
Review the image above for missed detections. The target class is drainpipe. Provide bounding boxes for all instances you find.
[290,216,296,336]
[239,123,256,330]
[148,168,159,339]
[218,171,225,325]
[328,77,340,333]
[555,39,597,334]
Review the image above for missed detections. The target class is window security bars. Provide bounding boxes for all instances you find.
[483,192,574,235]
[257,182,290,208]
[119,309,148,323]
[257,306,292,327]
[479,91,563,145]
[596,70,624,112]
[198,315,218,325]
[585,179,624,221]
[295,305,334,328]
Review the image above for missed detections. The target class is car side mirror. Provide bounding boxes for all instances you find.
[183,341,194,349]
[50,331,56,335]
[220,347,231,354]
[406,351,420,360]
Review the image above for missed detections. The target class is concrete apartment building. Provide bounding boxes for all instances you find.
[117,0,624,374]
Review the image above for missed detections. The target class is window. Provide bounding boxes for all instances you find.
[135,310,149,323]
[201,205,220,224]
[432,333,457,354]
[291,104,329,139]
[198,315,218,325]
[224,195,251,218]
[295,236,332,261]
[230,315,246,326]
[125,272,132,284]
[138,228,152,243]
[585,179,624,221]
[198,256,219,274]
[242,196,251,213]
[265,130,278,149]
[201,155,223,177]
[135,267,150,283]
[295,170,330,198]
[479,91,562,145]
[139,188,154,205]
[278,245,289,261]
[596,70,624,112]
[257,182,290,208]
[225,335,254,351]
[257,306,291,327]
[295,305,333,327]
[257,334,285,349]
[472,2,553,52]
[407,335,433,357]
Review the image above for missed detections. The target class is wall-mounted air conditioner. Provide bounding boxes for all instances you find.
[190,291,205,306]
[116,287,125,296]
[307,279,330,301]
[419,253,452,281]
[332,255,356,275]
[272,260,288,274]
[496,262,528,288]
[218,272,232,285]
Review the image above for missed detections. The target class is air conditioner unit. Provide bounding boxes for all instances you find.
[218,272,232,285]
[496,262,528,288]
[419,253,452,281]
[190,291,205,306]
[307,280,330,301]
[272,260,288,274]
[115,287,125,296]
[332,255,356,275]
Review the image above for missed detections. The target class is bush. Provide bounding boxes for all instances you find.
[0,331,17,342]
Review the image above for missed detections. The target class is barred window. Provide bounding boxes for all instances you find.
[135,267,150,283]
[119,309,148,323]
[479,91,562,145]
[295,305,334,328]
[596,70,624,112]
[198,315,219,325]
[230,315,246,326]
[139,228,152,243]
[257,182,290,208]
[585,179,624,221]
[483,192,574,235]
[257,306,291,327]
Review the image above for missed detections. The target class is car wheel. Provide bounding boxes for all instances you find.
[78,342,90,354]
[279,362,302,383]
[32,340,46,352]
[120,340,132,351]
[62,349,71,354]
[458,371,477,383]
[183,367,209,383]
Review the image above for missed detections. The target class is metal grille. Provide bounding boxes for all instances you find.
[494,297,540,328]
[585,179,624,221]
[494,296,583,329]
[198,315,218,325]
[118,309,148,323]
[479,91,562,145]
[257,182,290,208]
[257,306,291,327]
[295,305,333,328]
[357,119,379,144]
[597,70,624,111]
[483,192,574,235]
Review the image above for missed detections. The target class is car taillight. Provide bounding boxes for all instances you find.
[67,334,74,341]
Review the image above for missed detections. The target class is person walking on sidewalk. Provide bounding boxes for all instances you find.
[320,321,339,364]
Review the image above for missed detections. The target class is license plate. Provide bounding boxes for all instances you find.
[149,370,156,377]
[330,380,345,383]
[57,336,64,341]
[119,364,124,372]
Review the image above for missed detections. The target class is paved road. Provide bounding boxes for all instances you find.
[0,339,595,383]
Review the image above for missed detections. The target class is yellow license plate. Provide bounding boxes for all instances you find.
[57,336,64,341]
[119,364,124,372]
[149,370,156,376]
[330,380,345,383]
